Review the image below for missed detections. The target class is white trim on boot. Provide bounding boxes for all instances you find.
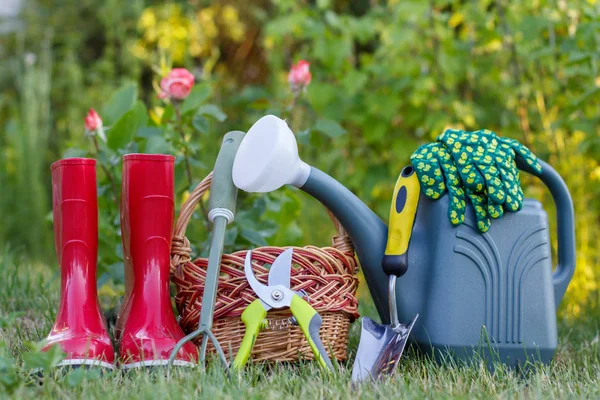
[120,359,196,369]
[57,359,116,369]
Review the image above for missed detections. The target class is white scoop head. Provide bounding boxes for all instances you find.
[232,115,310,193]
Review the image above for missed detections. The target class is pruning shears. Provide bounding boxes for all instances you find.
[232,248,334,372]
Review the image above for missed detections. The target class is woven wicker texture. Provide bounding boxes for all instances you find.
[170,173,360,363]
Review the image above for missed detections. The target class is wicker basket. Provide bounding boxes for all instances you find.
[170,172,359,363]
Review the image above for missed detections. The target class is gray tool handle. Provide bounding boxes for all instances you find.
[517,158,576,308]
[208,130,245,220]
[200,130,244,329]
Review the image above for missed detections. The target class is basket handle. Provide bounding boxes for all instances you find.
[170,173,354,275]
[170,172,212,275]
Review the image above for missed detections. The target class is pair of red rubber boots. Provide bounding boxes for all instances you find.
[43,155,197,370]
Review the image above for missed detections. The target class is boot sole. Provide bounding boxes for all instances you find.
[120,359,196,369]
[30,359,116,376]
[56,359,116,369]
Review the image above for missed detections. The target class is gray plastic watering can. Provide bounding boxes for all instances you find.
[232,115,576,366]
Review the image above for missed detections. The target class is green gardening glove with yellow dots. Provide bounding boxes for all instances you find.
[410,142,467,225]
[437,128,542,213]
[411,142,502,232]
[411,129,542,232]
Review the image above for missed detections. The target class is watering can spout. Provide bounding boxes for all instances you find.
[301,167,392,321]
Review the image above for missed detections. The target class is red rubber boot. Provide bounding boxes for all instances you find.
[117,154,198,369]
[43,158,115,369]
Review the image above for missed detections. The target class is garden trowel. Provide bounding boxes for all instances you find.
[352,166,420,383]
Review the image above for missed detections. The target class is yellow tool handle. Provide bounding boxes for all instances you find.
[290,295,334,371]
[232,299,267,370]
[383,165,420,277]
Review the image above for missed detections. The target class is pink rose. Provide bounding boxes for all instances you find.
[159,68,195,100]
[84,108,102,132]
[84,108,106,142]
[288,60,312,91]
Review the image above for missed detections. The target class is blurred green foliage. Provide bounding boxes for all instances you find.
[0,0,598,315]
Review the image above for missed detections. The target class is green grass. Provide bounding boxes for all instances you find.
[1,247,598,399]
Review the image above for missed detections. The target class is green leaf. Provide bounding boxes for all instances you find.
[131,101,149,127]
[66,369,85,387]
[181,84,212,115]
[145,135,170,154]
[188,157,206,169]
[196,104,227,122]
[107,115,137,150]
[224,226,239,247]
[65,368,101,387]
[137,127,163,139]
[107,101,147,150]
[297,128,312,145]
[283,221,303,243]
[161,104,174,124]
[192,114,209,134]
[240,228,268,246]
[313,119,346,138]
[23,344,64,371]
[102,83,137,125]
[306,83,339,113]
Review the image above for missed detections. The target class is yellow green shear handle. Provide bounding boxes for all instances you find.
[290,295,334,371]
[382,166,420,277]
[232,299,267,370]
[232,295,334,371]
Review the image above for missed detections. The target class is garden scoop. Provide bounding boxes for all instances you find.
[351,166,420,383]
[168,130,245,370]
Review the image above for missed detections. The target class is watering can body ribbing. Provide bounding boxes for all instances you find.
[299,160,575,366]
[400,195,557,366]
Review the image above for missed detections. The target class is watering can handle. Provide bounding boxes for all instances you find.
[517,158,576,308]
